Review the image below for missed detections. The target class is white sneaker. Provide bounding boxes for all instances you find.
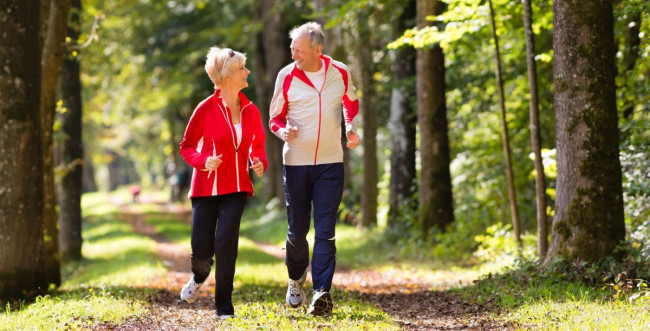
[285,270,307,308]
[218,314,235,320]
[180,277,203,303]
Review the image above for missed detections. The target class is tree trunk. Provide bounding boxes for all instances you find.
[545,0,625,264]
[487,0,521,246]
[0,0,47,298]
[40,0,71,287]
[417,0,454,236]
[82,148,98,192]
[261,0,290,206]
[523,0,548,260]
[57,0,83,262]
[388,0,417,226]
[357,10,378,228]
[621,12,641,119]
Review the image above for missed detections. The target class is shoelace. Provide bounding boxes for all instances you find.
[289,280,302,296]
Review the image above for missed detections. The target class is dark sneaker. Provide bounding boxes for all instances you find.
[307,290,333,316]
[286,270,307,308]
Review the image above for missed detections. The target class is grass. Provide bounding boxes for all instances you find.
[514,296,650,330]
[148,203,401,329]
[0,191,164,331]
[453,263,650,330]
[4,189,650,330]
[0,190,401,330]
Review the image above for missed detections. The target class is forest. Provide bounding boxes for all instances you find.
[1,0,649,329]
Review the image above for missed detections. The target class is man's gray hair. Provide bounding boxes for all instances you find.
[289,22,325,49]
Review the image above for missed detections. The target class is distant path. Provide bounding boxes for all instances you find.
[106,194,510,330]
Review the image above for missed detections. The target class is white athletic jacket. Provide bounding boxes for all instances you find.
[269,55,359,166]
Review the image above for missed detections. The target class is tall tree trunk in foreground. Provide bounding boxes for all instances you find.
[0,0,47,298]
[545,0,625,264]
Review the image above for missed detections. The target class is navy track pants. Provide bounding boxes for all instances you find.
[283,163,344,292]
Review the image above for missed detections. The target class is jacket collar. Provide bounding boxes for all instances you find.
[291,55,332,89]
[213,89,252,108]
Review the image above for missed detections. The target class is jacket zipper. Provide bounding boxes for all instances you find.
[234,102,252,192]
[218,100,252,193]
[313,64,327,165]
[314,92,322,165]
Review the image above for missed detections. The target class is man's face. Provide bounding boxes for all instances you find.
[290,35,322,72]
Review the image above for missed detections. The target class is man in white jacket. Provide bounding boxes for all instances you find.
[269,21,360,316]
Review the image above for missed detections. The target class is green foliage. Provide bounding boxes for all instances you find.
[74,0,650,271]
[473,222,536,270]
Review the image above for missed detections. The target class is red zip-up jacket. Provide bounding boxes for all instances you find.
[180,90,267,198]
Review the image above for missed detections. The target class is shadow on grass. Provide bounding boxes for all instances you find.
[145,217,192,243]
[238,245,282,264]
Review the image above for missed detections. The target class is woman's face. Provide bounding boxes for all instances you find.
[226,60,250,90]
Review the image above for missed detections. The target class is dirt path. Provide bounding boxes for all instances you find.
[107,198,510,330]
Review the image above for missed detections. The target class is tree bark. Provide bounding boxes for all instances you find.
[487,0,521,246]
[40,0,71,287]
[417,0,454,235]
[523,0,548,259]
[82,147,97,192]
[357,10,378,228]
[388,0,417,226]
[260,0,290,206]
[57,0,83,262]
[545,0,625,264]
[0,0,47,298]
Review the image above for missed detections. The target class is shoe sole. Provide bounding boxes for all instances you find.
[308,298,333,316]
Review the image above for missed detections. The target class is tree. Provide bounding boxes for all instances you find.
[487,0,521,246]
[417,0,454,235]
[57,0,84,262]
[388,0,417,226]
[545,0,625,263]
[259,0,291,205]
[40,0,71,288]
[522,0,548,259]
[0,0,47,297]
[356,8,379,228]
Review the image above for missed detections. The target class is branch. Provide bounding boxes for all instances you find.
[70,15,102,50]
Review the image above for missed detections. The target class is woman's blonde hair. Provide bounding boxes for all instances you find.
[205,47,246,88]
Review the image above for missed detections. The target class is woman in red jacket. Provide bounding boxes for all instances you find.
[178,46,267,320]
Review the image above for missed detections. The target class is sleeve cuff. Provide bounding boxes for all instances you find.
[345,123,357,134]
